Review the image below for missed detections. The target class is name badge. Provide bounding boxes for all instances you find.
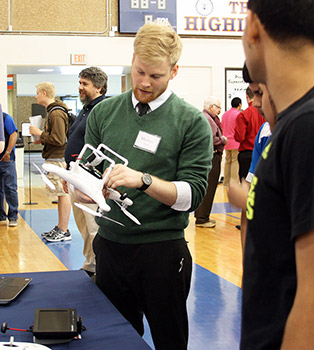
[133,131,161,154]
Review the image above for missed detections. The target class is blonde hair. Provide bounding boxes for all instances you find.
[36,82,56,99]
[134,22,182,67]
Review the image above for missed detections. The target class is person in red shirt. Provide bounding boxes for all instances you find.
[221,97,242,186]
[234,87,264,180]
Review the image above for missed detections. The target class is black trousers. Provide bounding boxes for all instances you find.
[238,150,253,181]
[194,152,222,224]
[93,234,192,350]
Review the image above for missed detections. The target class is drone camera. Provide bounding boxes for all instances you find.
[85,152,96,164]
[85,151,103,167]
[78,163,102,179]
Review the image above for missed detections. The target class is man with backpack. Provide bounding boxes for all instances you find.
[30,82,72,242]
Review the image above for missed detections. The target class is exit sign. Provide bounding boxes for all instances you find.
[71,53,87,65]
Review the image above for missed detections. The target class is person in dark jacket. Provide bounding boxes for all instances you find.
[64,67,108,276]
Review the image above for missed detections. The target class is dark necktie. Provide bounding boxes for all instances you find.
[137,102,150,116]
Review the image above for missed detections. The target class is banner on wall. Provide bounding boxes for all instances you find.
[118,0,248,36]
[177,0,248,36]
[7,74,13,90]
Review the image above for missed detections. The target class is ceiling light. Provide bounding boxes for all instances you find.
[38,68,54,72]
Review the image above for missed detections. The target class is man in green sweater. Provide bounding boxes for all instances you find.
[84,22,212,349]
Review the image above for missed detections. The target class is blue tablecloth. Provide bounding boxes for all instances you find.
[0,270,151,349]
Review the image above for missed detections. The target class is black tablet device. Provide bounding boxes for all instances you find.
[33,308,80,340]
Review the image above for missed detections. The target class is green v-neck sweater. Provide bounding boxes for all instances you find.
[85,89,212,244]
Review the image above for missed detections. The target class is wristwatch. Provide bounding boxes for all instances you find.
[138,173,152,191]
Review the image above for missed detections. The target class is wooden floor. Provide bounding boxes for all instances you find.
[186,186,242,287]
[0,186,66,273]
[1,182,242,287]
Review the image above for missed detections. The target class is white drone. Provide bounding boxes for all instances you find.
[34,144,141,226]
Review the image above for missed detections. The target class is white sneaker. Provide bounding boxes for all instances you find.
[41,225,58,238]
[195,220,216,228]
[45,228,72,242]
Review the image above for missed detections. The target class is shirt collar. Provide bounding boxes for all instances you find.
[85,95,106,109]
[132,89,172,113]
[204,109,216,119]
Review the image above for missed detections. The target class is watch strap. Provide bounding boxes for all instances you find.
[138,173,152,191]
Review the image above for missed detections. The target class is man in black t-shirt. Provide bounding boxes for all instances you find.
[240,1,314,349]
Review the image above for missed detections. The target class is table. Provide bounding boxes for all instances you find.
[0,270,151,349]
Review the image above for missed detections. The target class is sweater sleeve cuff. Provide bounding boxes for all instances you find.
[246,172,253,183]
[171,181,192,211]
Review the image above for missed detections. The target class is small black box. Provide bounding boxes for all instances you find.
[33,308,79,340]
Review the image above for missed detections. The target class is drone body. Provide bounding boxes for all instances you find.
[39,144,140,226]
[43,162,111,214]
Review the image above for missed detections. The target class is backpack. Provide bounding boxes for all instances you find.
[48,106,76,129]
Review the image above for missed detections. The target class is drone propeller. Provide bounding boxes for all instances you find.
[74,202,125,227]
[32,163,56,190]
[113,200,141,225]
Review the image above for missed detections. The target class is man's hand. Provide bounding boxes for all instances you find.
[227,179,250,210]
[0,152,10,162]
[104,164,177,207]
[62,180,69,194]
[63,179,96,204]
[29,126,42,137]
[105,164,143,190]
[2,132,17,162]
[74,188,97,204]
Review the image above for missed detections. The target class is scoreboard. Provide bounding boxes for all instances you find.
[119,0,177,33]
